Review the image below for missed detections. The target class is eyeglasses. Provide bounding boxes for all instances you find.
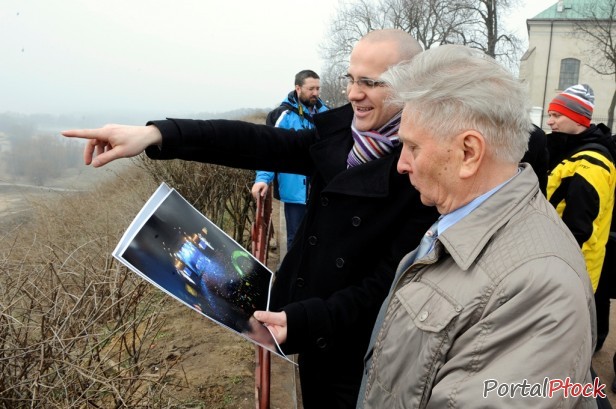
[339,74,387,89]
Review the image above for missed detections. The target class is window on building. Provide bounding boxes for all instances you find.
[558,58,580,90]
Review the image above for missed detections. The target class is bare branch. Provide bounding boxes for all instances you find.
[319,0,523,93]
[573,0,616,127]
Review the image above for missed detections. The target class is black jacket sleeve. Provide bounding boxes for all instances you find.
[560,173,600,247]
[145,118,317,175]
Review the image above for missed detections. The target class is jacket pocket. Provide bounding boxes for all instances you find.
[397,280,462,332]
[365,281,462,408]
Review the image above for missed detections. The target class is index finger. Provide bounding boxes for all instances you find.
[61,128,110,141]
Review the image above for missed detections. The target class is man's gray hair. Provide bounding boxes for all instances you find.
[382,45,532,163]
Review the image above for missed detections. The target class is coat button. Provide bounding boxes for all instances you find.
[296,278,305,288]
[308,236,318,245]
[321,196,329,206]
[351,216,361,227]
[316,337,328,349]
[335,258,345,268]
[418,311,429,321]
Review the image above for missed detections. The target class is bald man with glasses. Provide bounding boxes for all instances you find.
[63,29,439,408]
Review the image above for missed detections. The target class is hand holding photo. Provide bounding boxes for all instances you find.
[113,183,292,363]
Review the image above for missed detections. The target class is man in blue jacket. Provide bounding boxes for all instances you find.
[252,70,328,249]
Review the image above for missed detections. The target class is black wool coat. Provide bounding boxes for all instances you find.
[146,104,440,408]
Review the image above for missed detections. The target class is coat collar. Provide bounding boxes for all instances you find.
[282,91,328,117]
[547,123,616,170]
[438,164,540,270]
[309,104,399,198]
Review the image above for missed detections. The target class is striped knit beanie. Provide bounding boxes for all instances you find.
[548,84,595,127]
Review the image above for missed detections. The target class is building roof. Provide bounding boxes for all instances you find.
[532,0,614,20]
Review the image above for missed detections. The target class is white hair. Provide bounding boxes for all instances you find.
[381,45,532,163]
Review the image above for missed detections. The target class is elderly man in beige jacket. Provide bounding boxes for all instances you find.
[358,45,597,408]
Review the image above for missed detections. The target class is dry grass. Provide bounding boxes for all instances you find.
[0,158,258,408]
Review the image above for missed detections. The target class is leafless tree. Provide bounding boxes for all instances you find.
[454,0,523,68]
[574,0,616,129]
[319,0,522,98]
[319,64,349,108]
[4,133,84,185]
[385,0,472,49]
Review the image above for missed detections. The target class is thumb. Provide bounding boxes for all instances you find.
[254,310,285,325]
[253,310,267,321]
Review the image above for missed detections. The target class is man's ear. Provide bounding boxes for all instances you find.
[295,84,302,95]
[459,130,485,179]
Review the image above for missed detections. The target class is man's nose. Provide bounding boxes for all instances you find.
[397,157,410,174]
[347,83,365,100]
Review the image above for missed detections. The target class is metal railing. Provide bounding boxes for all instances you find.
[251,189,274,409]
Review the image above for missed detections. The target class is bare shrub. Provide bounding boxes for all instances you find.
[130,118,262,252]
[0,168,189,408]
[0,115,267,408]
[133,157,255,249]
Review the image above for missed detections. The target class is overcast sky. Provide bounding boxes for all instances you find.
[0,0,557,119]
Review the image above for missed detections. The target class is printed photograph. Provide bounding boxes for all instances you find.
[114,184,286,359]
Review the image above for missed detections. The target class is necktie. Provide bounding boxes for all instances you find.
[414,218,440,260]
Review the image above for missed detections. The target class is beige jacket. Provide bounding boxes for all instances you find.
[360,165,597,409]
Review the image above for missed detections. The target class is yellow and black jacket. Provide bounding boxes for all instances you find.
[547,124,616,291]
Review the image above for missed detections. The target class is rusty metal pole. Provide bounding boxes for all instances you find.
[251,189,273,409]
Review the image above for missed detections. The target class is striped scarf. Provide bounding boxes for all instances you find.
[347,111,402,168]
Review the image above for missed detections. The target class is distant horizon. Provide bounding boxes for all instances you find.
[0,106,274,130]
[0,105,274,118]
